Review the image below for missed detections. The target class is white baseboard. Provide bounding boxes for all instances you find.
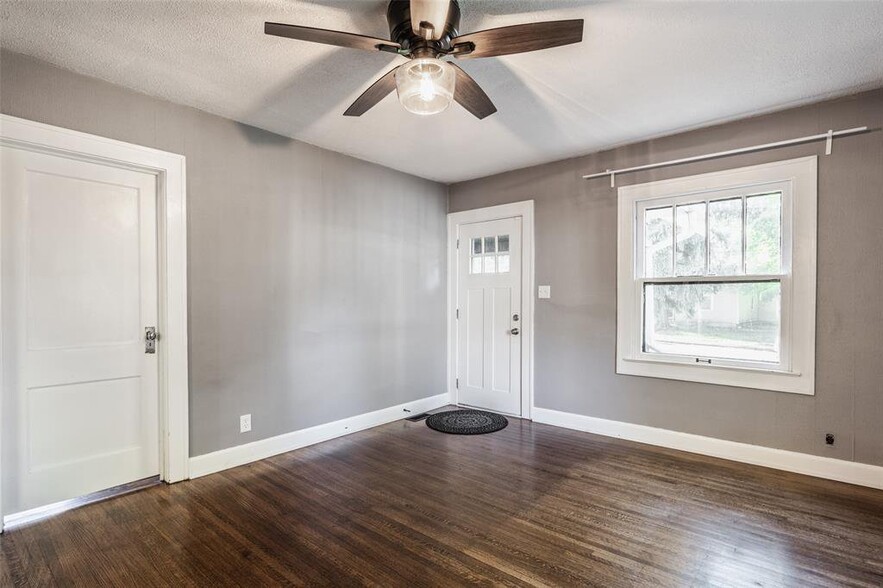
[190,394,449,479]
[532,407,883,490]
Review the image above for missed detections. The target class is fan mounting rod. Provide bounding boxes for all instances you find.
[387,0,469,59]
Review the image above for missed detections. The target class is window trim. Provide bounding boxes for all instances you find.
[616,156,817,395]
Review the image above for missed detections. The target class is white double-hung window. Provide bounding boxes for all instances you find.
[616,157,817,394]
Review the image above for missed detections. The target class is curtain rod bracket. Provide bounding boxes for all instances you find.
[825,129,833,156]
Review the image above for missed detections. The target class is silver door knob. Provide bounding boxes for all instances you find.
[510,328,520,335]
[145,327,158,354]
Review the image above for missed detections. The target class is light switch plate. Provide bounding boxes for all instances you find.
[538,285,551,299]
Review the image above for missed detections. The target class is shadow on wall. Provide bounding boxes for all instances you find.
[234,122,297,146]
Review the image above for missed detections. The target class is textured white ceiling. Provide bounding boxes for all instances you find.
[2,1,883,183]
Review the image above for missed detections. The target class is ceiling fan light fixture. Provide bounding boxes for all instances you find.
[266,2,584,119]
[395,58,456,116]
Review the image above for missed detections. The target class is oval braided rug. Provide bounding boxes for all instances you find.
[425,409,508,435]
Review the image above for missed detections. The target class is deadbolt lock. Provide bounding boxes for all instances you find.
[513,313,519,321]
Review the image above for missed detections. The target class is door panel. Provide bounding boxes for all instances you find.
[1,147,159,515]
[465,288,485,389]
[28,377,143,470]
[456,217,522,415]
[491,287,512,393]
[26,173,141,349]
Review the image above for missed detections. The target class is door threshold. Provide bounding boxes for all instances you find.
[455,403,523,419]
[2,475,161,531]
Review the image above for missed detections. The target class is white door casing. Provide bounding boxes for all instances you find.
[448,201,534,418]
[1,148,160,514]
[0,114,189,531]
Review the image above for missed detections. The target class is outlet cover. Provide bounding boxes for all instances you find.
[538,285,551,299]
[240,414,252,433]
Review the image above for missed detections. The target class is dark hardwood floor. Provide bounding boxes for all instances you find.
[2,411,882,587]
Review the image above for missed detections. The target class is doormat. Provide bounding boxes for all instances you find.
[426,409,508,435]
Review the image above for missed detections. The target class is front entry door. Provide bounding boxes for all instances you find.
[456,217,522,415]
[1,146,160,516]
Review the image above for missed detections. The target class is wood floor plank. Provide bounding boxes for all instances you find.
[2,412,882,586]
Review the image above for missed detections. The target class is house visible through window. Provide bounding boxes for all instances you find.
[616,157,817,395]
[641,191,783,364]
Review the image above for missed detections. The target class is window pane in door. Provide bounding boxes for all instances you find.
[472,237,482,255]
[746,192,782,274]
[497,234,509,253]
[484,236,496,254]
[644,206,673,278]
[676,202,706,276]
[484,255,496,273]
[643,281,781,363]
[497,254,510,273]
[708,198,743,275]
[471,257,482,274]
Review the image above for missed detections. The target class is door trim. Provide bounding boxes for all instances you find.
[447,201,535,419]
[0,114,190,529]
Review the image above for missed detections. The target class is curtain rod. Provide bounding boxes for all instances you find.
[583,126,870,187]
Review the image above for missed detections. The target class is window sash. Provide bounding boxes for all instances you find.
[638,277,786,371]
[634,180,790,281]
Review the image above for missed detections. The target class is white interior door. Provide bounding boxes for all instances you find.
[1,146,160,516]
[456,217,522,415]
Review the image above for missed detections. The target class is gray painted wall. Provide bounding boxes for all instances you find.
[450,89,883,467]
[1,51,448,457]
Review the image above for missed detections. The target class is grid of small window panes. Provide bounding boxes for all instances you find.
[470,234,510,274]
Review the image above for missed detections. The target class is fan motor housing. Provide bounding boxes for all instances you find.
[387,0,461,57]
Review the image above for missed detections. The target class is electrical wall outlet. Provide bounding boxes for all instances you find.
[825,433,835,445]
[240,414,252,433]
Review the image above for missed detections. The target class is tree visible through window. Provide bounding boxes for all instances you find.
[641,192,783,364]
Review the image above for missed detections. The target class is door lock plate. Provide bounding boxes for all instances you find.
[145,327,158,354]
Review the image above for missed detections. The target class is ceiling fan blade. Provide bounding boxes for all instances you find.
[343,67,401,116]
[452,19,584,59]
[265,22,400,53]
[451,65,496,120]
[409,0,451,40]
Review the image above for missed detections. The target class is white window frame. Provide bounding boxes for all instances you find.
[616,156,817,395]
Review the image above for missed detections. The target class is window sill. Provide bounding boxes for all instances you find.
[622,356,801,376]
[617,355,813,395]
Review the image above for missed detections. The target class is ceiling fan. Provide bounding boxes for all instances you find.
[265,0,584,119]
